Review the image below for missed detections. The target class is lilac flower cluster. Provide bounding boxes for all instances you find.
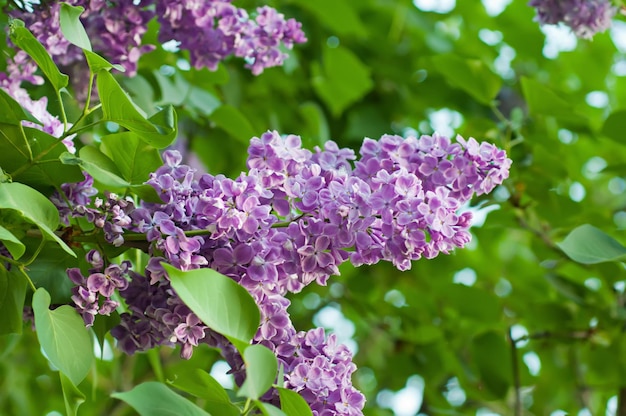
[156,1,307,74]
[60,130,509,414]
[8,0,306,77]
[529,0,617,39]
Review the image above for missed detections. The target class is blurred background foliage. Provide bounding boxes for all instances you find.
[4,0,626,414]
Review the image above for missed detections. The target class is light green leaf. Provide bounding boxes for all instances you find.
[59,4,92,51]
[32,288,93,385]
[210,105,255,144]
[557,224,626,264]
[100,132,162,185]
[164,264,260,351]
[0,88,40,125]
[85,50,125,73]
[0,224,25,260]
[0,182,75,257]
[430,54,502,105]
[168,370,239,416]
[112,382,211,416]
[0,266,27,335]
[238,344,278,400]
[312,46,373,117]
[60,372,86,416]
[9,19,69,91]
[290,0,367,37]
[256,402,287,416]
[97,70,177,148]
[520,77,588,125]
[64,147,130,189]
[277,387,314,416]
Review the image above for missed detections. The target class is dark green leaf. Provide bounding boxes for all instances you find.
[210,105,256,144]
[237,344,278,400]
[0,225,25,260]
[32,288,93,385]
[69,146,130,189]
[556,224,626,264]
[472,331,512,399]
[59,4,92,51]
[100,132,162,185]
[0,88,40,125]
[60,372,86,416]
[602,110,626,143]
[291,0,367,37]
[164,264,260,352]
[0,266,27,335]
[520,77,588,125]
[111,382,211,416]
[27,241,79,304]
[168,370,239,416]
[9,19,69,91]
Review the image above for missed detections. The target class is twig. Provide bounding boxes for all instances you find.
[509,327,522,416]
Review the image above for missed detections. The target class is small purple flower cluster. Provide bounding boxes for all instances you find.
[61,130,509,414]
[8,0,306,77]
[529,0,617,39]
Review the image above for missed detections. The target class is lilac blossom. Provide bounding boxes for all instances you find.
[529,0,617,39]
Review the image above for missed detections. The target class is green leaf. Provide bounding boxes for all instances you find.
[443,284,501,323]
[0,182,75,257]
[100,132,162,185]
[97,70,177,148]
[32,288,93,385]
[0,266,27,335]
[312,46,373,117]
[472,331,512,399]
[255,402,287,416]
[111,382,211,416]
[237,344,278,400]
[85,50,125,73]
[60,372,86,416]
[210,105,256,144]
[9,19,69,91]
[0,88,40,125]
[65,146,130,189]
[59,4,92,51]
[556,224,626,264]
[520,77,588,125]
[277,387,314,416]
[601,110,626,143]
[0,224,25,260]
[164,264,260,351]
[27,241,80,304]
[290,0,367,37]
[168,370,239,416]
[430,54,502,105]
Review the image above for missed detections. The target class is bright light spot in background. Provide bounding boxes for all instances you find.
[578,410,592,416]
[585,91,609,108]
[612,57,626,76]
[384,289,407,307]
[609,177,626,195]
[313,305,357,353]
[161,39,180,52]
[583,156,607,179]
[551,411,568,416]
[493,185,511,202]
[615,281,626,293]
[479,29,503,46]
[584,277,602,291]
[568,181,586,202]
[376,375,425,416]
[176,58,191,71]
[94,335,114,361]
[558,128,577,144]
[428,108,464,137]
[523,351,541,376]
[467,202,500,228]
[477,409,502,416]
[607,395,618,415]
[511,324,529,347]
[494,44,516,79]
[614,211,626,229]
[327,36,340,48]
[590,317,598,328]
[482,0,513,16]
[413,0,455,14]
[210,360,234,389]
[611,21,626,53]
[453,268,477,286]
[302,292,321,310]
[495,277,512,297]
[541,25,577,59]
[444,377,466,406]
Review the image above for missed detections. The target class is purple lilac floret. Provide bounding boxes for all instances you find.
[529,0,617,39]
[64,131,509,415]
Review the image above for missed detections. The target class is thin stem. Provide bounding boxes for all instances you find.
[508,327,522,416]
[22,237,46,266]
[56,89,69,133]
[17,266,36,292]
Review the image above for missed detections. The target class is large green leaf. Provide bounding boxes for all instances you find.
[168,370,239,416]
[210,105,256,144]
[111,382,211,416]
[64,146,130,189]
[471,331,512,399]
[0,266,27,335]
[520,77,588,125]
[60,372,86,416]
[237,344,278,400]
[290,0,367,37]
[97,70,177,148]
[32,288,93,386]
[59,4,92,51]
[0,88,40,125]
[0,182,75,257]
[164,264,260,351]
[430,54,502,105]
[9,20,69,91]
[312,45,373,117]
[556,224,626,264]
[27,241,79,304]
[277,387,314,416]
[100,132,162,185]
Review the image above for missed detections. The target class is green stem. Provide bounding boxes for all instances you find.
[509,327,522,416]
[17,266,36,292]
[22,237,46,266]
